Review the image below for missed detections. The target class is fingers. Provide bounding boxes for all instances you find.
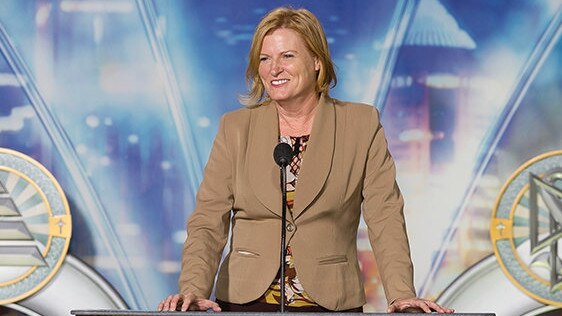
[418,301,433,313]
[157,293,221,312]
[157,294,169,311]
[387,297,454,314]
[424,300,454,313]
[179,293,195,311]
[158,293,190,311]
[430,301,455,314]
[191,298,222,312]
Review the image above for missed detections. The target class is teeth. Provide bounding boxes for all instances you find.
[272,79,289,85]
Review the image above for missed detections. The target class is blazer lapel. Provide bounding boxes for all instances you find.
[248,103,283,216]
[293,95,335,219]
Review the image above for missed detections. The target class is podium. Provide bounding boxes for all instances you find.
[71,311,495,316]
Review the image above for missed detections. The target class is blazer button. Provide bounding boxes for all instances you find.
[286,223,295,232]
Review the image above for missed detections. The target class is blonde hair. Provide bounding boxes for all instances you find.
[239,7,337,107]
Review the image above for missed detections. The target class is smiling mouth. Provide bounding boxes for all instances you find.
[271,79,289,85]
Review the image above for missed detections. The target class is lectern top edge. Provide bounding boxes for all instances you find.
[70,310,496,316]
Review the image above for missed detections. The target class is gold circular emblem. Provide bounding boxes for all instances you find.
[0,148,72,304]
[491,150,562,306]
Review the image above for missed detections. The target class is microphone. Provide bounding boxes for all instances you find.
[272,142,292,312]
[273,142,293,167]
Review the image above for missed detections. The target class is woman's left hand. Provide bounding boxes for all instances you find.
[387,297,455,313]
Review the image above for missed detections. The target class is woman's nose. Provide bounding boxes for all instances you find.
[270,61,283,76]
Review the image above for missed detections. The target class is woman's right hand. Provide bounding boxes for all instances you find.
[157,293,222,312]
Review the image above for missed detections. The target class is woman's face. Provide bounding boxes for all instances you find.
[258,28,320,105]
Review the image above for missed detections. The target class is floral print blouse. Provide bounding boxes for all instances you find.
[259,135,318,307]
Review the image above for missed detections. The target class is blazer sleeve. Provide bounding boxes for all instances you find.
[361,108,417,304]
[178,114,234,298]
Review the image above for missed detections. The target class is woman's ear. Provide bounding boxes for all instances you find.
[314,57,321,71]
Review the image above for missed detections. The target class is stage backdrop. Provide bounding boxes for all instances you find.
[0,0,561,315]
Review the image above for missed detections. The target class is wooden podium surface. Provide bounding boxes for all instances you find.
[71,310,495,316]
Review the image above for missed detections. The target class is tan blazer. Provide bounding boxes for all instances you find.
[179,95,416,311]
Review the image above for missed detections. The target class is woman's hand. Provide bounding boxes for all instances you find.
[387,297,454,313]
[157,293,222,312]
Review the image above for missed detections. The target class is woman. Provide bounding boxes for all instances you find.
[159,7,453,313]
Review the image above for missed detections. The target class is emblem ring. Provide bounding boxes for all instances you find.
[0,148,72,304]
[491,150,562,306]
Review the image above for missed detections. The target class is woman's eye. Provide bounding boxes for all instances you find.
[283,54,294,58]
[259,56,268,62]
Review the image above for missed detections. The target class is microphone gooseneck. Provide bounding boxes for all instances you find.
[273,142,292,313]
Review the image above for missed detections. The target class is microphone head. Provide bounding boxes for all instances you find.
[273,142,293,167]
